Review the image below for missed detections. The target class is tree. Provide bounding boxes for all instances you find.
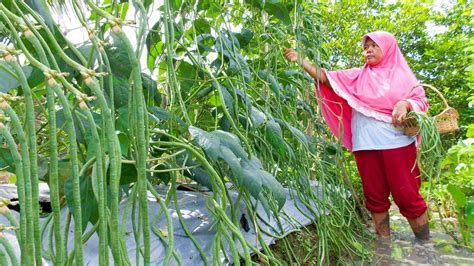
[319,2,472,133]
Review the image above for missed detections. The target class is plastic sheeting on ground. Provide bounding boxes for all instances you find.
[0,183,322,265]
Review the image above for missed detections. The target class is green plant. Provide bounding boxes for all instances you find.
[438,134,474,250]
[444,183,474,250]
[0,0,373,264]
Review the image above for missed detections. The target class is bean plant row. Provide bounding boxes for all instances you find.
[0,0,372,264]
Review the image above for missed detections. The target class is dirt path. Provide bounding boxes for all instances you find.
[364,207,474,265]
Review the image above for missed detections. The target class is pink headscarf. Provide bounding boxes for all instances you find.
[316,31,428,151]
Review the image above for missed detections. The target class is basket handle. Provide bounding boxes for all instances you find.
[414,84,450,109]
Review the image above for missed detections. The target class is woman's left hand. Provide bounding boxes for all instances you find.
[392,100,411,126]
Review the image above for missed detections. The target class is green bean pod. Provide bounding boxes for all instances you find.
[0,104,33,265]
[0,232,18,266]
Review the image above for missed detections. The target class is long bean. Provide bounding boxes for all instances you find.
[21,28,65,265]
[0,246,6,266]
[147,181,176,265]
[0,9,85,264]
[163,0,191,125]
[8,56,42,266]
[0,232,18,266]
[0,202,19,233]
[79,101,108,266]
[0,101,33,265]
[172,183,209,265]
[113,27,150,265]
[66,8,115,262]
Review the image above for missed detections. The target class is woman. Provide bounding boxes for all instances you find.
[283,31,429,240]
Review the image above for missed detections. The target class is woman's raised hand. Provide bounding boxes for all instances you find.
[282,48,329,86]
[283,48,298,62]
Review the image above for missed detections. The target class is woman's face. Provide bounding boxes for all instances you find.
[363,38,383,66]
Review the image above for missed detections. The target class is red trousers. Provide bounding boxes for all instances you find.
[353,143,427,218]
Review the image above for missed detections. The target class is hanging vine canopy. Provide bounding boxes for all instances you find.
[0,0,371,264]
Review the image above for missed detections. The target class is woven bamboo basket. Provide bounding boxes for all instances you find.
[403,84,459,137]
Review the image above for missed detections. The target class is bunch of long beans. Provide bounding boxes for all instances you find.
[404,111,444,207]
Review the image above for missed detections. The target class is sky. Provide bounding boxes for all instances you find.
[5,1,450,75]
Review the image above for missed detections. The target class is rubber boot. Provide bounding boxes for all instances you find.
[407,211,430,240]
[371,211,390,237]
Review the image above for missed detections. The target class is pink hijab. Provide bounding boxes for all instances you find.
[316,31,428,151]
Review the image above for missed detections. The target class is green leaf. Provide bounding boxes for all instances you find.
[119,163,137,185]
[8,174,16,184]
[188,167,213,190]
[0,147,14,172]
[146,20,163,71]
[189,126,286,210]
[197,0,211,10]
[196,34,215,53]
[258,70,281,98]
[234,29,254,47]
[467,124,474,138]
[241,157,286,211]
[56,108,86,144]
[286,123,309,149]
[64,175,98,230]
[265,3,292,25]
[0,61,33,93]
[212,130,248,161]
[218,84,235,116]
[149,106,169,121]
[466,203,474,226]
[265,119,286,157]
[117,133,129,156]
[246,1,292,25]
[108,76,129,109]
[25,0,55,30]
[250,107,266,128]
[27,67,45,89]
[235,89,252,110]
[219,116,231,132]
[37,156,49,180]
[142,73,161,106]
[177,61,198,93]
[116,107,129,134]
[84,130,98,161]
[151,164,171,184]
[189,126,221,161]
[77,44,97,66]
[447,184,467,208]
[215,34,251,82]
[467,202,474,215]
[195,86,214,99]
[51,160,72,197]
[107,35,132,77]
[219,146,244,185]
[170,0,183,11]
[391,244,403,259]
[148,106,187,129]
[119,2,129,20]
[143,0,153,10]
[194,18,211,34]
[465,213,474,226]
